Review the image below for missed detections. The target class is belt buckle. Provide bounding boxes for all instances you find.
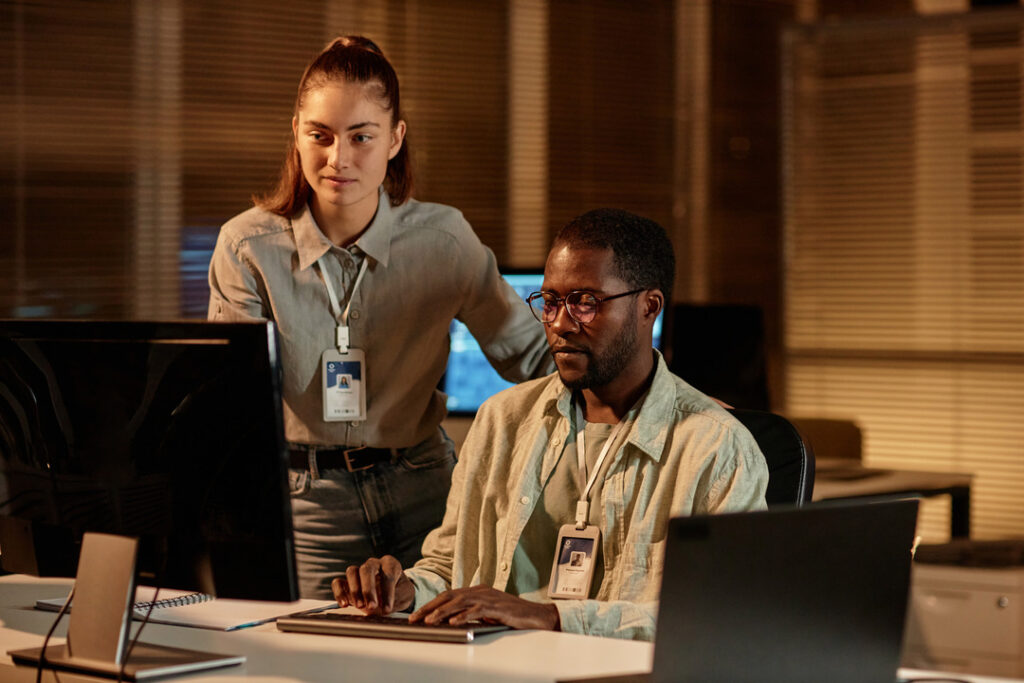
[343,446,374,473]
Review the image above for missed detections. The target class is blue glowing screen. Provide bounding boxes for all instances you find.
[442,272,663,414]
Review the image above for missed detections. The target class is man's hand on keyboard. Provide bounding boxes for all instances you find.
[333,555,415,616]
[410,585,561,632]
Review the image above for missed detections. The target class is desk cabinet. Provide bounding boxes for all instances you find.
[902,564,1024,677]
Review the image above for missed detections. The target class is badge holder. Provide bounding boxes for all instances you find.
[549,517,601,599]
[318,257,369,423]
[547,401,625,600]
[548,500,601,600]
[322,323,366,422]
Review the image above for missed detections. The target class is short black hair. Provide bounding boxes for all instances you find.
[553,208,675,298]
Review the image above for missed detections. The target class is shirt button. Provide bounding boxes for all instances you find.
[350,310,361,320]
[500,562,508,571]
[520,496,530,505]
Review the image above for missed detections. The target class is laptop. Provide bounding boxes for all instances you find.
[561,497,920,683]
[276,610,509,644]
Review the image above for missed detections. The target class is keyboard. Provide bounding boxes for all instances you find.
[276,611,510,643]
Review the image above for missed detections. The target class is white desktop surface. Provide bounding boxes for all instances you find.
[0,576,650,682]
[1,575,1020,683]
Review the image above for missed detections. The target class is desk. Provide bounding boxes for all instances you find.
[814,457,973,538]
[1,575,1018,683]
[0,576,648,683]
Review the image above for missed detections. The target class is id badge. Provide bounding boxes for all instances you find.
[548,523,601,599]
[321,348,366,422]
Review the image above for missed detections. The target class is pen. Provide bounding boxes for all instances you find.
[225,603,337,631]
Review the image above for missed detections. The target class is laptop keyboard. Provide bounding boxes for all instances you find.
[301,612,470,629]
[294,611,509,632]
[277,610,510,643]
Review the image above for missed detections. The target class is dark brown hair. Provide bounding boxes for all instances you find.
[256,36,412,216]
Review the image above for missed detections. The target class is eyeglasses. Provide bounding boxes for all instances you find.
[526,289,644,325]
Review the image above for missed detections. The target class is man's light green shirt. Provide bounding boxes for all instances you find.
[406,352,769,640]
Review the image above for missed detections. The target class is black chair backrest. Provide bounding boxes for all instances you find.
[729,408,815,506]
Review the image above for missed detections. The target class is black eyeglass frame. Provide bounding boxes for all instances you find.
[526,288,645,325]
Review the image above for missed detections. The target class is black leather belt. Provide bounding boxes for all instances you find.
[288,446,394,473]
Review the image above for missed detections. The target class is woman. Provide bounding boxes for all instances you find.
[208,36,551,598]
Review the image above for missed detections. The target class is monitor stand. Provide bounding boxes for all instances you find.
[8,532,244,681]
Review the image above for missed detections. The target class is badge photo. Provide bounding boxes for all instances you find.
[321,348,366,422]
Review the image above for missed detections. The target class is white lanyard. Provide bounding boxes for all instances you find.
[316,255,369,352]
[572,398,626,530]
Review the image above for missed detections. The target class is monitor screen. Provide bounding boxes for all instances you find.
[0,320,298,602]
[442,271,664,415]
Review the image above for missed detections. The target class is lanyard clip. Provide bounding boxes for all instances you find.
[575,500,590,530]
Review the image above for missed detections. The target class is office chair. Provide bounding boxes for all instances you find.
[729,408,815,506]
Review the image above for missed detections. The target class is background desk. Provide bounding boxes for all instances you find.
[814,457,973,538]
[1,575,1018,683]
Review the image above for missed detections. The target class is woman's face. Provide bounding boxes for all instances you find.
[292,79,405,219]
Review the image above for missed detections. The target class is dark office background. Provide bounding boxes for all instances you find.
[2,0,1023,541]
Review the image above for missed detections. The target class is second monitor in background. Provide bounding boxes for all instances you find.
[442,270,664,415]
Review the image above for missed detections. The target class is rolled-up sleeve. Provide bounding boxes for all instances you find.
[404,424,472,606]
[698,429,769,515]
[207,231,266,322]
[554,599,657,640]
[452,225,552,383]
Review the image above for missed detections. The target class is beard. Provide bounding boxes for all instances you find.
[558,307,639,391]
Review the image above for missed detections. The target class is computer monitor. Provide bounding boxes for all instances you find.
[442,270,665,415]
[0,319,297,677]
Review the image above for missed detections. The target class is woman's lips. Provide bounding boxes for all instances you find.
[324,176,355,187]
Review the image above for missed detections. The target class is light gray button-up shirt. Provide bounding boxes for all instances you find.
[208,190,552,447]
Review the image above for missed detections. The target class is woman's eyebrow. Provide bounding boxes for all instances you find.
[301,120,381,131]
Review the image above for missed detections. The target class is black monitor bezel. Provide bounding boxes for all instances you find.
[0,319,298,602]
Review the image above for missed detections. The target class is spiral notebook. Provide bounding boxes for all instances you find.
[35,586,336,631]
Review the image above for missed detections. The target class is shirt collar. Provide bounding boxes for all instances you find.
[292,188,396,270]
[352,189,394,267]
[551,350,674,463]
[628,351,675,463]
[293,204,332,271]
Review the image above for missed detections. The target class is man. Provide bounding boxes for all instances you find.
[334,208,768,640]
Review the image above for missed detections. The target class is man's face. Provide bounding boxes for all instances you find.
[542,244,642,391]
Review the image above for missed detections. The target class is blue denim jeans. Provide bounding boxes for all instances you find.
[288,428,456,599]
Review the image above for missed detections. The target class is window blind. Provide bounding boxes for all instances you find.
[0,0,511,319]
[2,0,682,321]
[783,9,1024,540]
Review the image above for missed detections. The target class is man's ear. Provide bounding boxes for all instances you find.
[642,290,665,322]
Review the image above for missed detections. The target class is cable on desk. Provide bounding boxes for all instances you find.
[899,678,973,683]
[118,583,162,683]
[36,586,74,683]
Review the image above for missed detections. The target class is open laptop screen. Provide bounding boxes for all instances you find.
[654,498,919,683]
[559,498,919,683]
